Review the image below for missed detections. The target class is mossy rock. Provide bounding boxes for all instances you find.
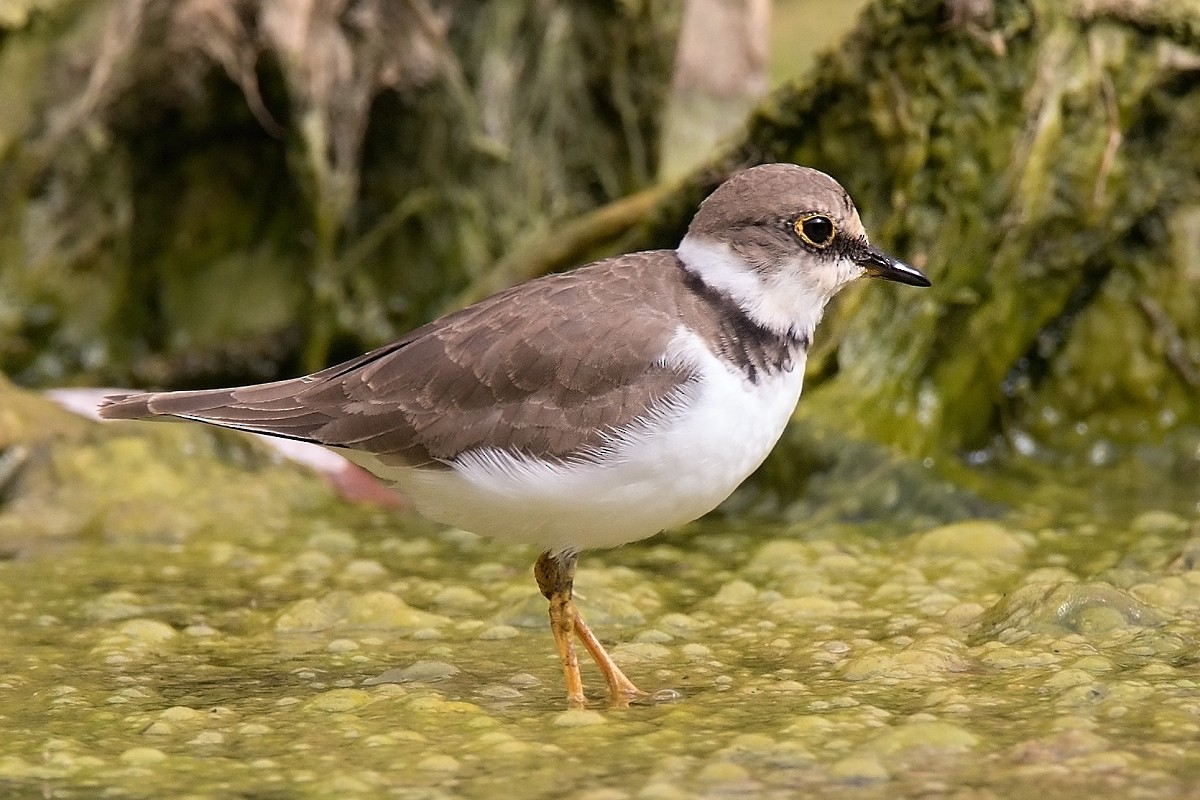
[634,0,1200,458]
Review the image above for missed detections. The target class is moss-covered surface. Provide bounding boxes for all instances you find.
[7,0,1198,466]
[619,0,1200,460]
[0,0,679,385]
[3,380,1200,798]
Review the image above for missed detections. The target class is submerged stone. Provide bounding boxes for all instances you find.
[158,706,206,724]
[914,520,1029,562]
[973,581,1172,641]
[433,585,489,609]
[478,625,520,640]
[118,747,168,765]
[363,661,460,686]
[275,590,450,633]
[710,580,759,606]
[554,709,606,727]
[828,754,890,783]
[694,760,751,786]
[416,754,461,772]
[610,642,671,663]
[115,619,177,645]
[81,591,147,622]
[861,720,980,759]
[1130,511,1189,537]
[305,689,373,712]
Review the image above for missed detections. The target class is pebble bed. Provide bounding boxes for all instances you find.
[3,493,1200,799]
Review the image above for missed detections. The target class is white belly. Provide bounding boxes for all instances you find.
[344,339,805,553]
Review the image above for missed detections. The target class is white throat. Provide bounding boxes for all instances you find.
[677,234,861,343]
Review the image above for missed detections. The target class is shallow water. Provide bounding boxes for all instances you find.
[2,448,1200,800]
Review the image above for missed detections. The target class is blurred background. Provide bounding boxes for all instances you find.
[3,2,1200,796]
[0,0,866,392]
[4,0,1198,472]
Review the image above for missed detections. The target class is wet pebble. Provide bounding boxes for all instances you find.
[306,689,373,712]
[411,627,442,640]
[433,585,489,609]
[1044,668,1095,690]
[694,760,752,786]
[340,559,388,584]
[159,706,206,724]
[509,673,541,688]
[183,623,217,636]
[656,613,707,636]
[1131,511,1188,536]
[861,720,979,759]
[711,580,758,606]
[828,754,890,783]
[638,782,688,800]
[275,590,450,632]
[842,641,967,681]
[611,642,671,662]
[914,520,1029,561]
[119,747,168,765]
[366,660,460,685]
[416,754,460,772]
[188,730,225,746]
[554,709,606,727]
[82,591,147,621]
[1011,727,1110,761]
[976,580,1170,641]
[321,775,375,793]
[0,756,38,779]
[407,695,482,715]
[977,643,1058,669]
[348,591,451,630]
[747,540,811,574]
[478,624,519,640]
[576,789,631,800]
[767,595,842,620]
[1073,655,1114,673]
[291,550,335,575]
[116,618,177,645]
[306,528,358,554]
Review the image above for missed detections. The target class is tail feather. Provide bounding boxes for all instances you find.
[98,387,246,420]
[97,392,157,420]
[96,382,333,445]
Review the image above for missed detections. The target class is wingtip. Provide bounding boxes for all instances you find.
[95,392,153,420]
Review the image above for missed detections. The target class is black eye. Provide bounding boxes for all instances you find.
[795,214,835,247]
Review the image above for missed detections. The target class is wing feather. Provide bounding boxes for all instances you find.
[99,252,699,467]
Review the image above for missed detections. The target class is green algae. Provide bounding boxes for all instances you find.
[5,499,1200,799]
[0,0,681,384]
[3,380,1200,798]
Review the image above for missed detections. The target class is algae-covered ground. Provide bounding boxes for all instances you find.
[2,393,1200,799]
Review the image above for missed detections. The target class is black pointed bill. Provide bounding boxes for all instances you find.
[856,246,931,287]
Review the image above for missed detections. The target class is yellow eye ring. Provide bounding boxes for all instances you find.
[794,214,836,248]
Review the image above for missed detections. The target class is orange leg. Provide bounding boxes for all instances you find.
[573,612,647,707]
[534,551,647,708]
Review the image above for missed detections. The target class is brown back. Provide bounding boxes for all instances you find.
[100,251,803,466]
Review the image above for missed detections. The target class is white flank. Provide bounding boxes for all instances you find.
[341,330,806,553]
